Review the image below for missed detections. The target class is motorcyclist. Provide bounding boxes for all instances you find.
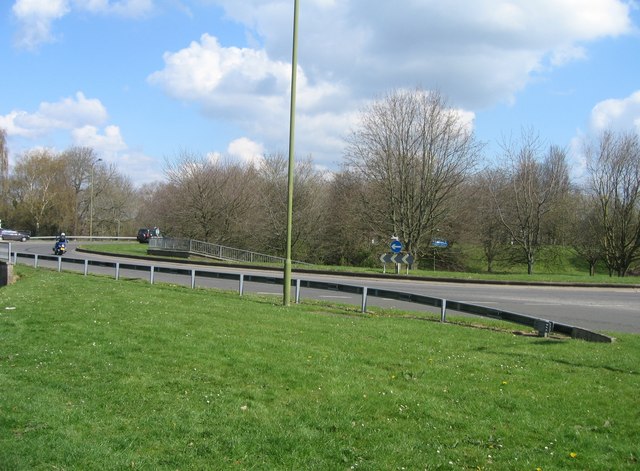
[54,232,67,254]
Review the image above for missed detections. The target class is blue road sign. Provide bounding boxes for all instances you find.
[390,240,403,253]
[431,239,448,248]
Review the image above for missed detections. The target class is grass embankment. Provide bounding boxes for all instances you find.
[1,266,639,469]
[85,242,640,285]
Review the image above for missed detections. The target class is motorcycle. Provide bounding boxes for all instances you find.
[53,240,67,256]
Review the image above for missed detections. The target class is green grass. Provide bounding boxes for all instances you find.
[1,266,639,469]
[82,241,154,258]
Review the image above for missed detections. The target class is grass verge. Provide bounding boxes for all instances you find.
[1,266,638,469]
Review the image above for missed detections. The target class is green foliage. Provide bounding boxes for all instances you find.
[1,266,639,469]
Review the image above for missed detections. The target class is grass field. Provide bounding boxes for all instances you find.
[1,265,639,469]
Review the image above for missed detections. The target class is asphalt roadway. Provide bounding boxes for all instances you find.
[10,241,640,336]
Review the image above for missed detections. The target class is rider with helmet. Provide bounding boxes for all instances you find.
[53,232,67,255]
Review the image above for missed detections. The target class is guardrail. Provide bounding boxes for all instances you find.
[7,249,614,343]
[149,237,311,265]
[0,242,10,262]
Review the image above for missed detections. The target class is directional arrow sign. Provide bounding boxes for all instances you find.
[431,239,448,248]
[380,253,414,265]
[390,240,403,253]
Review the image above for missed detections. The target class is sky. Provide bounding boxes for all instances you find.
[1,0,639,185]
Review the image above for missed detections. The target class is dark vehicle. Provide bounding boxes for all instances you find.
[0,229,31,242]
[137,228,151,243]
[53,240,67,256]
[137,227,160,243]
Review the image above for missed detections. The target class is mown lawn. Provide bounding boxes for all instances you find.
[1,266,638,469]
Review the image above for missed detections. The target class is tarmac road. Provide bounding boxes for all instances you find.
[10,240,640,335]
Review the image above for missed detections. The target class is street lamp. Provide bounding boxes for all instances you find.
[283,0,299,306]
[89,158,103,241]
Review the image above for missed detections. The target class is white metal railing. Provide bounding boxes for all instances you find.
[150,238,310,265]
[0,242,11,262]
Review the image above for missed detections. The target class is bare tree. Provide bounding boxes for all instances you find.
[91,163,137,237]
[466,170,511,272]
[319,170,378,266]
[59,146,99,234]
[0,128,9,223]
[250,153,327,261]
[585,130,640,276]
[569,190,604,276]
[491,130,570,274]
[344,88,483,265]
[9,149,65,234]
[0,128,8,191]
[161,152,257,243]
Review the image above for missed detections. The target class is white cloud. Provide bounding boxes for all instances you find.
[147,33,346,143]
[226,137,265,166]
[12,0,70,49]
[72,124,127,152]
[9,0,637,180]
[0,92,107,137]
[205,0,633,108]
[146,0,635,169]
[77,0,154,17]
[12,0,155,49]
[0,93,162,184]
[112,150,163,184]
[590,91,640,133]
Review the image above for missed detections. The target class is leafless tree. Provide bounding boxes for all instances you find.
[91,163,137,237]
[344,88,483,265]
[161,152,257,243]
[585,130,640,276]
[0,128,8,190]
[569,190,604,276]
[318,170,378,266]
[9,149,65,234]
[59,146,100,234]
[491,130,570,274]
[465,170,511,272]
[250,153,327,261]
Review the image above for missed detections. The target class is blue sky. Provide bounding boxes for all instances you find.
[1,0,639,184]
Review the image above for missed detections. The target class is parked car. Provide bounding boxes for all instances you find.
[0,229,31,242]
[137,227,161,243]
[137,228,152,243]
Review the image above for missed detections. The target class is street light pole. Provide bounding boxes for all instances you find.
[283,0,299,306]
[89,158,102,241]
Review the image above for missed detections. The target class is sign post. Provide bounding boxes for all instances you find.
[390,239,402,273]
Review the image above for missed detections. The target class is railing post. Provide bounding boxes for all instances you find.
[440,299,447,322]
[361,286,368,313]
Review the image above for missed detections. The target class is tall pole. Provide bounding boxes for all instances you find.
[283,0,299,306]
